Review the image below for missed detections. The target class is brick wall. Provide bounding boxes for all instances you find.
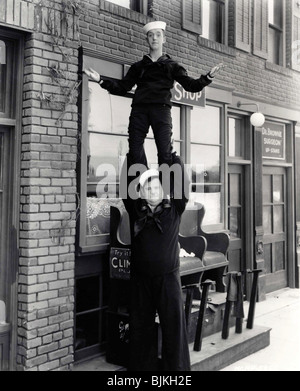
[80,0,300,109]
[0,0,299,372]
[16,2,79,371]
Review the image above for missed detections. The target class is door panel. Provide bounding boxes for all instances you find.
[227,165,245,272]
[263,166,287,292]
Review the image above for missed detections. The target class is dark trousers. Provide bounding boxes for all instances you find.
[128,269,191,372]
[128,105,173,167]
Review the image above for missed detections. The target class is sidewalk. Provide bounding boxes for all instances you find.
[221,287,300,371]
[73,287,300,372]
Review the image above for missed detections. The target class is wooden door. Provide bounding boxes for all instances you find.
[263,166,288,292]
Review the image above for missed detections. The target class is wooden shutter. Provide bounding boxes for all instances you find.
[292,0,300,71]
[235,0,251,52]
[253,0,269,59]
[182,0,202,34]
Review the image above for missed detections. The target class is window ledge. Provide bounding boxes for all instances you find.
[100,0,150,25]
[197,36,236,57]
[265,61,293,78]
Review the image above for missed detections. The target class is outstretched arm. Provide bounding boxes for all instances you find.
[173,62,225,92]
[83,65,138,96]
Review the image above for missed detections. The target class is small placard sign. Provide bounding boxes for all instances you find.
[262,123,285,160]
[109,247,131,280]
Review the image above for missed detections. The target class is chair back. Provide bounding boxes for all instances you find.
[110,206,131,248]
[180,203,205,237]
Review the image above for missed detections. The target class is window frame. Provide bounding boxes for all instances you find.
[267,0,286,66]
[106,0,149,15]
[187,102,226,231]
[202,0,228,45]
[182,0,228,45]
[78,53,127,255]
[79,72,129,255]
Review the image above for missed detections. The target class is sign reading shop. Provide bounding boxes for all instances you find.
[262,122,285,160]
[171,82,206,107]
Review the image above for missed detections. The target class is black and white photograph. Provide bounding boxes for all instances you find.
[0,0,299,377]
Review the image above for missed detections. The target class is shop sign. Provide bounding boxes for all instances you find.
[171,82,206,107]
[109,247,131,280]
[262,123,285,160]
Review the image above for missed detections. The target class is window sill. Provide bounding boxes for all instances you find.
[100,0,149,25]
[77,244,109,256]
[197,36,236,57]
[265,61,293,78]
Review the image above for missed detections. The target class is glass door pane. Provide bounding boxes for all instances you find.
[263,166,287,292]
[227,165,245,273]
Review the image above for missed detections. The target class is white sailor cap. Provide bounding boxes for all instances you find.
[139,169,160,188]
[143,21,166,34]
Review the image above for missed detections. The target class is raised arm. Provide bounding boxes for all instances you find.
[119,154,147,216]
[171,153,190,216]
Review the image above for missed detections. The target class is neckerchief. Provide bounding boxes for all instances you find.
[134,203,165,237]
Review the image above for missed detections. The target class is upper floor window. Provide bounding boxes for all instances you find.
[268,0,284,65]
[202,0,226,43]
[182,0,227,44]
[107,0,149,14]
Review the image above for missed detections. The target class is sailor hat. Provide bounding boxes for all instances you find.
[139,169,160,188]
[143,21,167,34]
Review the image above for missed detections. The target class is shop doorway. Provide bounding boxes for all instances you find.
[262,166,288,293]
[227,115,253,297]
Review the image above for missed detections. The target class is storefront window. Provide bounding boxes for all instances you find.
[80,79,182,252]
[190,105,224,228]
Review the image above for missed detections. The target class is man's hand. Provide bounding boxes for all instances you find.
[83,67,101,83]
[208,63,225,78]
